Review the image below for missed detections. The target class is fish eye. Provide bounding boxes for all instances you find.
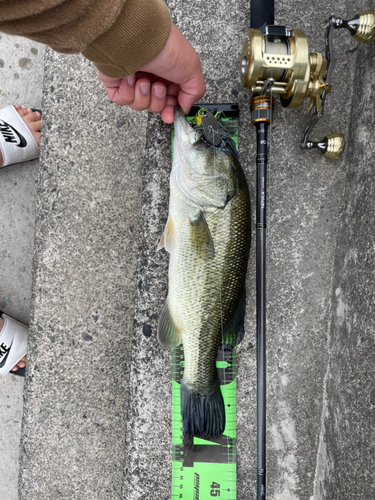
[189,131,201,145]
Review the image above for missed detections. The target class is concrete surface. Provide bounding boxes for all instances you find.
[0,1,370,500]
[123,1,375,499]
[0,33,45,500]
[314,36,375,500]
[19,49,148,500]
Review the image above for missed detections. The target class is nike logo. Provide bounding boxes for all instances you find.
[0,119,27,148]
[0,341,12,368]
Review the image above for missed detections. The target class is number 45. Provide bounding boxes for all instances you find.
[210,482,220,497]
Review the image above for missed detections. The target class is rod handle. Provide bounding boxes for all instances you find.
[250,0,274,29]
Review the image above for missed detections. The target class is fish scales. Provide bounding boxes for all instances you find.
[170,176,249,383]
[158,107,250,436]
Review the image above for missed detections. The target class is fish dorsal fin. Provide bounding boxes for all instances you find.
[157,216,174,253]
[189,211,215,260]
[157,301,181,348]
[221,287,246,345]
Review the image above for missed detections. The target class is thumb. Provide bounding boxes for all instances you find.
[177,74,206,115]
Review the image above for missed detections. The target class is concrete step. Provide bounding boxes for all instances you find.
[19,49,148,499]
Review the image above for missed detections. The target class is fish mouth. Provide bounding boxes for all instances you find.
[174,106,195,145]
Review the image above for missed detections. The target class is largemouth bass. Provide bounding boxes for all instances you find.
[158,107,250,436]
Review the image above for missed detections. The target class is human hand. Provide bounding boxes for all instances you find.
[98,23,206,123]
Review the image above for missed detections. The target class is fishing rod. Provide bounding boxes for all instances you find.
[247,2,275,499]
[240,3,375,499]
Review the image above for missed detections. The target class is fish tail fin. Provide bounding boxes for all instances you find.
[181,375,225,436]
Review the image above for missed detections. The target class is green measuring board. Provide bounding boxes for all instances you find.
[171,104,239,500]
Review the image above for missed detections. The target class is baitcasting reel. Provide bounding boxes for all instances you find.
[240,10,375,158]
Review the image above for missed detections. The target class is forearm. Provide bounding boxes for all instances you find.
[0,0,126,53]
[0,0,171,77]
[82,0,171,78]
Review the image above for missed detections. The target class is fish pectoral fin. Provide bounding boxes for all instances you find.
[157,302,181,348]
[195,175,237,208]
[221,287,246,345]
[156,234,165,251]
[189,211,215,260]
[157,216,174,253]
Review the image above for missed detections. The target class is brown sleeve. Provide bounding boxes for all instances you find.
[0,0,171,77]
[0,0,126,53]
[82,0,171,78]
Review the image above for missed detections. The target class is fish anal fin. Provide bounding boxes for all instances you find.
[221,288,246,346]
[189,211,215,260]
[157,301,181,348]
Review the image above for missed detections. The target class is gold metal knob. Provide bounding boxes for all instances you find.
[323,133,346,159]
[353,10,375,43]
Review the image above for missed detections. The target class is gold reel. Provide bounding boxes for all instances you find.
[240,11,375,159]
[240,28,329,110]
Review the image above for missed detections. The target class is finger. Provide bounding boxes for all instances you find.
[159,84,179,123]
[178,73,206,115]
[98,72,136,106]
[160,94,178,124]
[98,71,135,87]
[129,78,151,111]
[147,82,167,114]
[160,83,181,122]
[132,72,174,88]
[166,83,180,98]
[160,106,175,124]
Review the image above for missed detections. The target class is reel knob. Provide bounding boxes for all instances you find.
[321,133,346,159]
[352,10,375,43]
[337,10,375,43]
